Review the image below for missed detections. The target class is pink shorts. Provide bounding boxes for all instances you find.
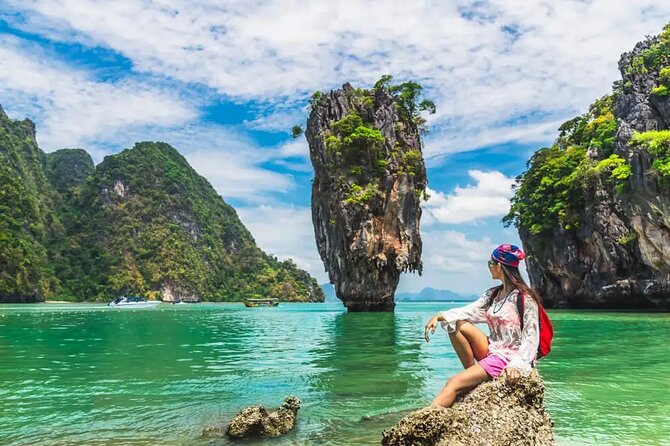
[478,353,509,378]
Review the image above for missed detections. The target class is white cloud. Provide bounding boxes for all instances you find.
[264,139,313,171]
[271,159,313,173]
[0,35,197,152]
[243,107,307,133]
[236,205,329,283]
[5,0,670,157]
[422,170,515,225]
[247,138,313,173]
[186,150,295,202]
[424,119,562,159]
[272,139,310,159]
[424,230,497,273]
[398,226,529,295]
[0,35,297,202]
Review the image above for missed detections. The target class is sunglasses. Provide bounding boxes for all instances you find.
[487,259,497,267]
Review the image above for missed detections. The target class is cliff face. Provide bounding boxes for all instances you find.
[0,107,59,302]
[71,141,323,302]
[0,108,324,303]
[306,81,428,311]
[506,25,670,309]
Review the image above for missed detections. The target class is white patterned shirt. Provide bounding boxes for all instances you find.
[439,287,540,375]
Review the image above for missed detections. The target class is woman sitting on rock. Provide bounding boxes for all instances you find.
[424,244,541,408]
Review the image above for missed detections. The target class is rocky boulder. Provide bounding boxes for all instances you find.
[223,395,301,439]
[305,80,429,311]
[382,370,555,446]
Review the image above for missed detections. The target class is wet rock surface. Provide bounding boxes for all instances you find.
[382,370,555,446]
[208,395,301,439]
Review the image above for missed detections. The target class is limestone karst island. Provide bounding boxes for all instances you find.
[1,4,669,446]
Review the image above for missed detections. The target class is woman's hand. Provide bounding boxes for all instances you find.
[503,367,521,385]
[424,315,439,342]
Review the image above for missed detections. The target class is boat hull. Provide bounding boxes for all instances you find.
[243,299,279,307]
[108,300,161,309]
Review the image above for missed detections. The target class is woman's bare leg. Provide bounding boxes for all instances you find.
[448,321,489,369]
[431,364,490,408]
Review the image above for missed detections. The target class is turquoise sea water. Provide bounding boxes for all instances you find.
[0,302,668,445]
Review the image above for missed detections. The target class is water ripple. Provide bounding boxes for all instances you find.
[0,303,667,445]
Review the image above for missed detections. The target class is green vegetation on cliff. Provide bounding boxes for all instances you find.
[0,112,60,299]
[626,24,670,74]
[629,130,670,178]
[313,76,434,206]
[373,74,436,131]
[505,24,670,235]
[46,149,94,195]
[504,95,621,234]
[63,141,322,302]
[627,24,670,98]
[504,145,588,234]
[0,111,323,303]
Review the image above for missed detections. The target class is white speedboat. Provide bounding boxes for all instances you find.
[108,296,161,308]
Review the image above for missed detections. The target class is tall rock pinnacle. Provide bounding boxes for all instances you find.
[306,80,432,311]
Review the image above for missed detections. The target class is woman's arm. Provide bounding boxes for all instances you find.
[506,295,540,377]
[437,290,491,333]
[424,289,493,342]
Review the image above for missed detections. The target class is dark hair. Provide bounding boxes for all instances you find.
[489,260,542,306]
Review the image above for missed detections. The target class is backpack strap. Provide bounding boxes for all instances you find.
[516,291,525,329]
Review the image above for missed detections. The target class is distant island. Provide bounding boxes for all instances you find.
[0,106,324,304]
[321,284,476,303]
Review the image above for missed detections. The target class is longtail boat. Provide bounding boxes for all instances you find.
[243,298,280,307]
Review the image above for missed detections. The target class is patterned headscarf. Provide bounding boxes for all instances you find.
[491,244,526,267]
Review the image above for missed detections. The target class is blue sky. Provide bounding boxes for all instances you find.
[1,1,669,295]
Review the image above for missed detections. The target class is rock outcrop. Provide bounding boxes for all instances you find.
[507,24,670,309]
[382,370,555,446]
[159,282,201,303]
[224,395,301,439]
[306,81,428,311]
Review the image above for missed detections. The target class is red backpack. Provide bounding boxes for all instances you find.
[516,292,553,358]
